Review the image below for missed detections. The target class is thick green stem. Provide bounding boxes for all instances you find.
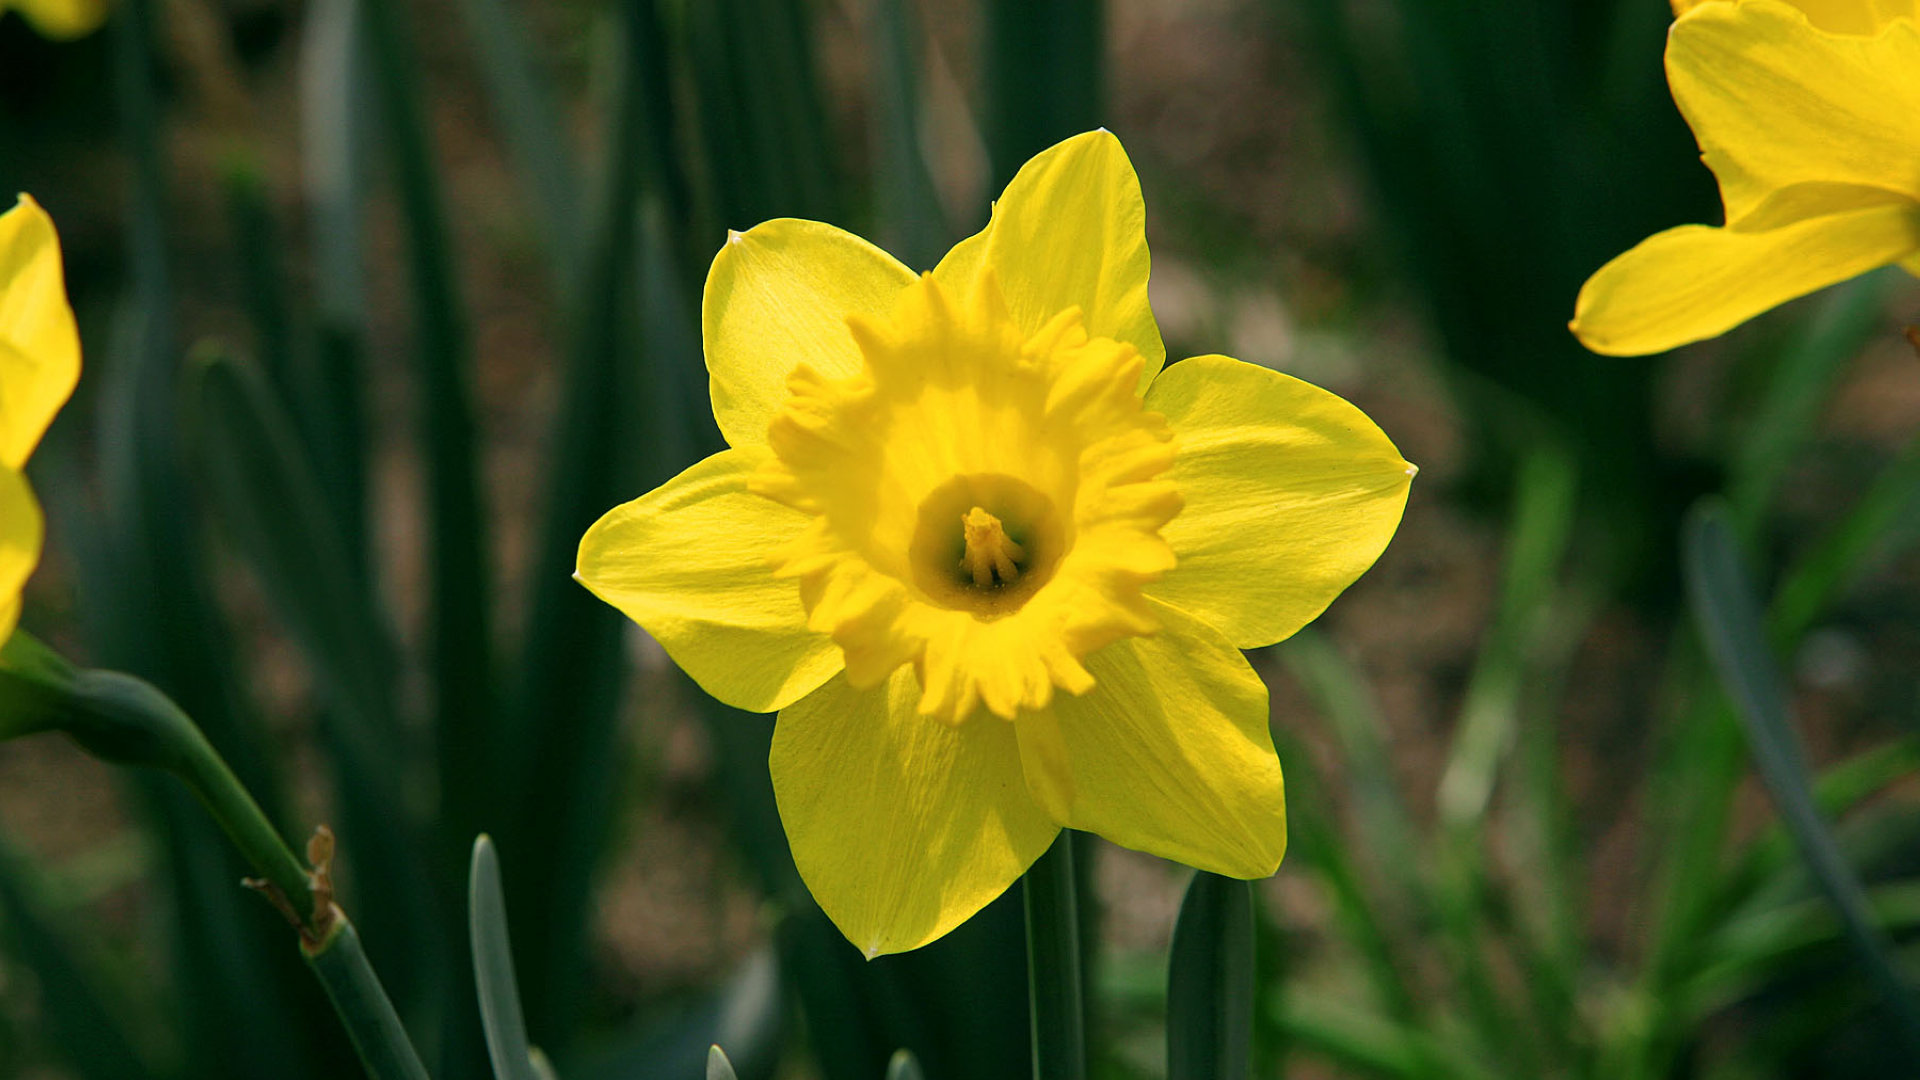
[307,919,435,1080]
[71,672,317,920]
[0,644,431,1080]
[1024,831,1086,1080]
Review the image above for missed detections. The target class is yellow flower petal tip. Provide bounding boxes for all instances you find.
[0,192,80,641]
[1575,0,1920,354]
[4,0,109,40]
[578,131,1412,953]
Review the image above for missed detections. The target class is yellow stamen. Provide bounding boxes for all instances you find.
[960,507,1024,588]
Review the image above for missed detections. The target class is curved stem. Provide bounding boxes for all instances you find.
[0,640,432,1080]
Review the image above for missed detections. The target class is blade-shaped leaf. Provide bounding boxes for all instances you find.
[470,835,540,1080]
[885,1050,926,1080]
[0,831,159,1080]
[1167,872,1254,1080]
[1684,500,1920,1053]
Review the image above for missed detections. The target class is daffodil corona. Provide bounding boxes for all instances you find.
[0,194,82,642]
[1571,0,1920,355]
[578,132,1414,955]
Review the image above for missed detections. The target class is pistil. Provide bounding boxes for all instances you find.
[960,507,1025,587]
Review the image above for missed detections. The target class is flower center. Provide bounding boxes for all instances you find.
[752,271,1181,722]
[961,507,1021,587]
[907,473,1065,618]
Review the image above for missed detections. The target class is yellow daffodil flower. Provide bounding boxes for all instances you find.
[1571,0,1920,355]
[577,131,1413,956]
[1,0,108,39]
[0,195,81,643]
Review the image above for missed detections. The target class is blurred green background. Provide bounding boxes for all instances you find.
[1,0,1918,1077]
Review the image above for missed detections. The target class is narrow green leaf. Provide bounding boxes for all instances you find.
[1262,730,1447,1080]
[0,831,159,1080]
[1167,872,1254,1080]
[450,0,583,288]
[870,0,950,269]
[188,345,435,1009]
[984,0,1103,189]
[1431,446,1579,1070]
[1684,881,1920,1022]
[1436,446,1578,828]
[358,0,498,870]
[886,1049,926,1080]
[1718,737,1920,912]
[1769,429,1920,647]
[1684,500,1920,1054]
[502,0,652,1046]
[708,1045,739,1080]
[297,0,373,567]
[98,2,340,1070]
[684,0,839,226]
[1025,831,1086,1080]
[1277,633,1424,920]
[470,835,540,1080]
[220,155,300,411]
[1267,994,1495,1080]
[1727,271,1896,532]
[187,348,397,743]
[568,947,784,1080]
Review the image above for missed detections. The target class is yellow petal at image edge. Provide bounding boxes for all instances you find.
[933,130,1165,394]
[1570,197,1920,355]
[0,465,43,644]
[703,219,914,450]
[8,0,108,40]
[0,195,82,469]
[1015,598,1286,879]
[1771,0,1919,35]
[575,448,843,713]
[1673,0,1919,39]
[771,667,1059,957]
[1666,2,1920,225]
[1144,355,1413,651]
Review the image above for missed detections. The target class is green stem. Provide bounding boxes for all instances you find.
[307,919,435,1080]
[0,643,431,1080]
[1025,831,1086,1080]
[71,672,316,919]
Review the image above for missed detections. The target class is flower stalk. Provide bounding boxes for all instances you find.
[1024,831,1086,1080]
[0,632,431,1080]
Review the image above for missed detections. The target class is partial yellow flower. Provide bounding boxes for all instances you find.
[0,194,81,642]
[1672,0,1915,33]
[577,132,1414,955]
[1,0,108,39]
[1571,0,1920,355]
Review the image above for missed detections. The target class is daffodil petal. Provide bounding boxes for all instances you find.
[936,131,1165,392]
[704,218,916,449]
[1142,355,1412,649]
[10,0,108,39]
[1675,0,1920,35]
[1772,0,1919,34]
[0,464,43,643]
[1571,195,1920,355]
[576,448,842,712]
[0,195,81,470]
[771,668,1059,956]
[1668,1,1920,224]
[1017,598,1285,878]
